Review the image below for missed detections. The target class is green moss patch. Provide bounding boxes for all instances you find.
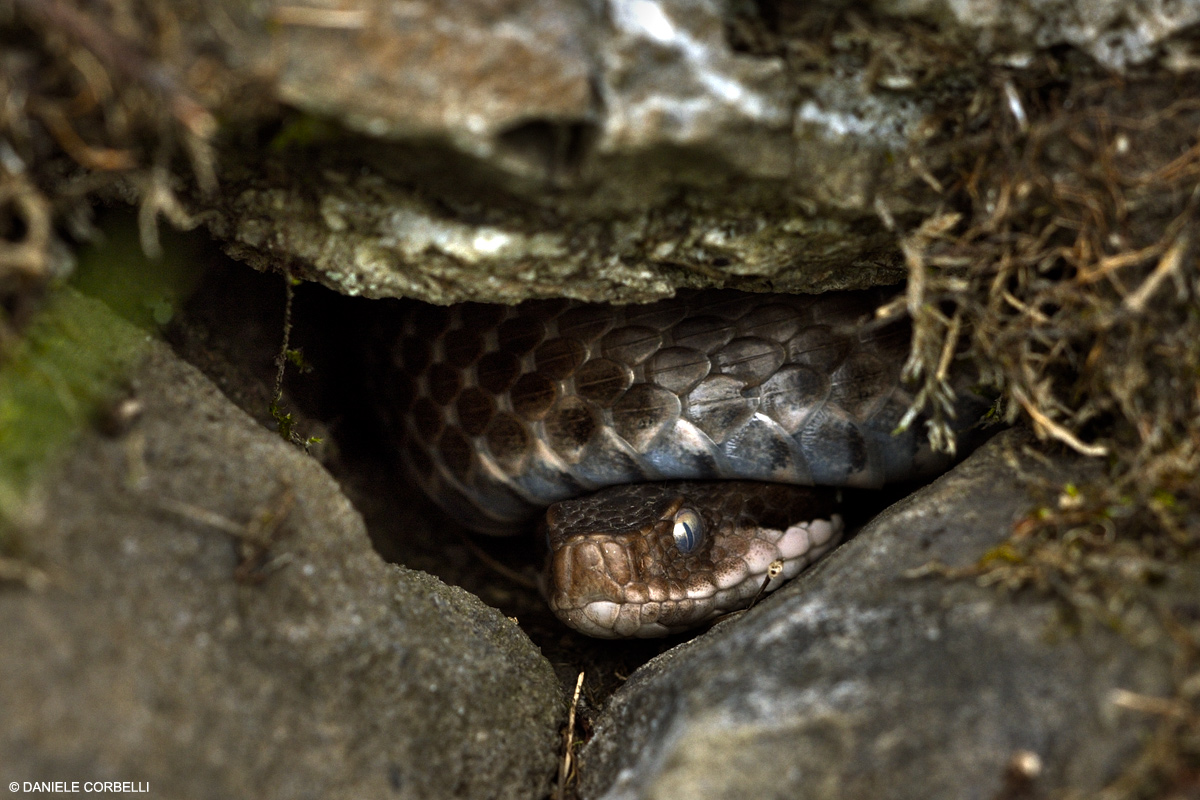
[0,289,150,547]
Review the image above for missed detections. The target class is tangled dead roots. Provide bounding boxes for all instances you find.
[898,69,1199,536]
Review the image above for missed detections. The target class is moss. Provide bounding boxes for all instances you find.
[269,113,344,152]
[0,289,151,548]
[893,62,1200,798]
[898,70,1199,512]
[71,216,206,332]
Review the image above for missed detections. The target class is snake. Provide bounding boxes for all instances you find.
[377,288,987,638]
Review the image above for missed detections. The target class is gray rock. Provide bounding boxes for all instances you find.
[596,0,792,179]
[270,0,598,160]
[0,291,563,800]
[196,0,935,303]
[142,1,1200,304]
[270,0,796,181]
[579,428,1175,800]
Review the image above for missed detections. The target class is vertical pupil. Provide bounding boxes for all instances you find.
[674,511,701,554]
[675,518,696,552]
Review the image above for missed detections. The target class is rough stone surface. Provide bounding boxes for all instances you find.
[204,0,909,304]
[578,428,1177,800]
[184,0,1200,305]
[0,293,563,800]
[270,0,598,156]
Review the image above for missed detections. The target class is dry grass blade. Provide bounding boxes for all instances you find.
[556,671,586,800]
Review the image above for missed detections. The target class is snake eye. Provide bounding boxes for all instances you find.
[672,509,704,554]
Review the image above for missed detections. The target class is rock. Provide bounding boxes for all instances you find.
[578,428,1176,800]
[0,290,563,800]
[15,1,1200,306]
[192,0,1200,305]
[270,0,597,160]
[193,0,946,303]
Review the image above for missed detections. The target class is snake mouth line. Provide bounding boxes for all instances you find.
[547,514,844,638]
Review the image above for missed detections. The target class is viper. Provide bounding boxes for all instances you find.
[376,289,987,637]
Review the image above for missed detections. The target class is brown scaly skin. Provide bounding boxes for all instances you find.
[543,482,842,638]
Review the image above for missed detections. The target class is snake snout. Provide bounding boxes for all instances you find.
[546,535,662,638]
[544,483,849,637]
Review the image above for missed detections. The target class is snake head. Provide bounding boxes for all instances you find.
[542,482,843,638]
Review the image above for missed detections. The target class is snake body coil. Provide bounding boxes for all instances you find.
[379,289,985,636]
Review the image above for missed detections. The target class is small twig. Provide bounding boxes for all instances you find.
[907,154,944,193]
[1015,392,1109,457]
[0,169,53,277]
[272,275,295,409]
[933,310,961,383]
[745,559,784,612]
[0,556,52,591]
[31,103,136,171]
[154,494,247,537]
[270,6,369,28]
[556,671,586,800]
[1002,79,1029,133]
[152,486,297,583]
[1110,688,1190,719]
[137,163,194,259]
[270,274,321,451]
[232,487,297,583]
[1077,242,1162,285]
[1122,236,1187,313]
[903,556,1008,581]
[1000,291,1052,325]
